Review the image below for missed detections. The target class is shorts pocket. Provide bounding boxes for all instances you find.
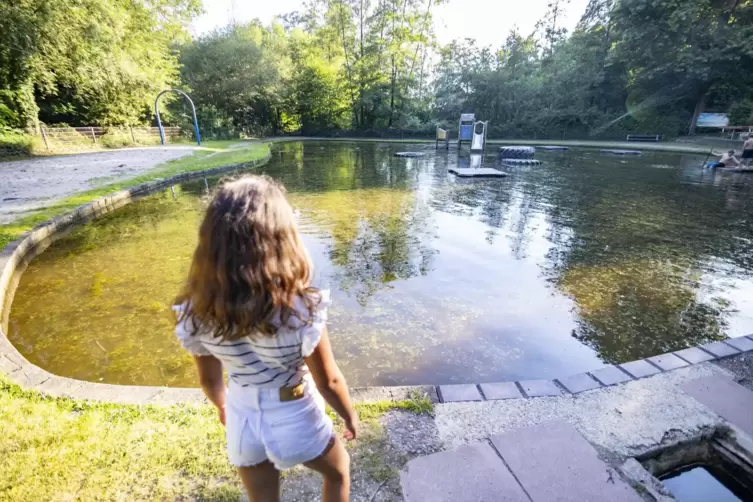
[225,406,267,467]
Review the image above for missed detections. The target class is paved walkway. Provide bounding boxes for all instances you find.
[0,146,198,223]
[401,361,753,501]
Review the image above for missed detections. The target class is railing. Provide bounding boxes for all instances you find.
[27,126,183,150]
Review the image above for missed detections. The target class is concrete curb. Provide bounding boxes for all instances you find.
[436,339,753,403]
[0,154,273,405]
[1,144,750,407]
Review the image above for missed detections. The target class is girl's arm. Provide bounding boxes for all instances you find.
[194,355,227,426]
[305,328,358,439]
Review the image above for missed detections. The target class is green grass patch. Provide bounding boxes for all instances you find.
[0,376,431,501]
[347,391,434,420]
[0,142,270,250]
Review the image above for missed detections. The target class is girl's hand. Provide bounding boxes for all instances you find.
[217,405,226,427]
[344,415,358,441]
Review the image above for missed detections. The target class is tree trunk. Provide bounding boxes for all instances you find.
[389,55,396,127]
[688,90,709,136]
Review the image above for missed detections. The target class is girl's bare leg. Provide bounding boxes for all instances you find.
[304,437,351,502]
[238,460,281,502]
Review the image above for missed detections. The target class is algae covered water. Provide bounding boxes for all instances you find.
[8,141,753,387]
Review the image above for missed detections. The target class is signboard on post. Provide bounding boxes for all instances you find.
[697,113,729,128]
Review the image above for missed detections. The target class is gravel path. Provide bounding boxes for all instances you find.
[0,146,199,224]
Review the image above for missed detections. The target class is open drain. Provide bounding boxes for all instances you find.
[636,428,753,501]
[662,465,746,501]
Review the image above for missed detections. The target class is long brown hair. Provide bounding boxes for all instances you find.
[176,175,318,339]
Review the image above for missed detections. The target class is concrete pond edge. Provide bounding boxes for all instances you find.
[0,146,751,406]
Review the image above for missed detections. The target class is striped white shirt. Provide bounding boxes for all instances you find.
[173,291,330,388]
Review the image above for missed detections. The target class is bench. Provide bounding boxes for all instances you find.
[626,134,661,142]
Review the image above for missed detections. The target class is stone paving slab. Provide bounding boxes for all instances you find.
[701,341,740,358]
[647,353,689,371]
[400,442,529,502]
[619,359,661,379]
[350,385,440,403]
[590,366,633,386]
[439,384,483,402]
[519,379,561,397]
[674,347,715,364]
[557,373,602,394]
[723,337,753,352]
[480,382,523,400]
[490,421,643,502]
[682,375,753,438]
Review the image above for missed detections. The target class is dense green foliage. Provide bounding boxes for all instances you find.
[1,0,752,138]
[435,0,753,138]
[0,0,201,129]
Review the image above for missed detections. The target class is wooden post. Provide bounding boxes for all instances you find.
[90,127,97,144]
[130,126,136,144]
[41,128,50,151]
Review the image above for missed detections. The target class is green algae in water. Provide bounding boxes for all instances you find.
[8,142,753,386]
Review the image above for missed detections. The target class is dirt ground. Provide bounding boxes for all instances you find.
[278,410,442,502]
[0,146,198,223]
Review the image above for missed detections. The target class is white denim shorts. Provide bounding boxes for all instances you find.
[225,375,334,470]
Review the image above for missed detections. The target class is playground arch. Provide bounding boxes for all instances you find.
[154,89,201,146]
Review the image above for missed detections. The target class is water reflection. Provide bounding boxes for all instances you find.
[8,142,753,386]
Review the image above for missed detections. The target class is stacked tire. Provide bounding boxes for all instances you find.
[499,159,542,165]
[498,146,535,159]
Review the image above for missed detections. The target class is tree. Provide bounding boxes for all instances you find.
[177,22,290,137]
[611,0,753,134]
[0,0,200,128]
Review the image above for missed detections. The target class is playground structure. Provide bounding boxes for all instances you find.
[435,113,489,151]
[458,113,488,152]
[470,120,488,151]
[436,126,449,150]
[155,89,201,146]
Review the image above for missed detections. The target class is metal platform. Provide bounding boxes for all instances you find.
[394,152,425,157]
[448,167,508,178]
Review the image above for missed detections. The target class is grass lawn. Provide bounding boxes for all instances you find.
[0,376,432,501]
[0,141,270,250]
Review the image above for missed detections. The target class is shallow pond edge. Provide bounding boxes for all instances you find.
[1,146,751,406]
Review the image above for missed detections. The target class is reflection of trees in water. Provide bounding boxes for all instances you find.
[561,260,727,363]
[429,151,753,363]
[538,155,753,362]
[292,189,436,306]
[265,141,419,192]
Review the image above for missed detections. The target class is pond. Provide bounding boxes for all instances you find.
[7,141,753,387]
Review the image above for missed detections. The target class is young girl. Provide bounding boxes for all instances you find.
[173,175,358,502]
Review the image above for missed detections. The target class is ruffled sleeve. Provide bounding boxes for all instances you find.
[300,289,332,357]
[172,304,212,357]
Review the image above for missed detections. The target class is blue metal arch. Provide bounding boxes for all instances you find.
[155,89,201,146]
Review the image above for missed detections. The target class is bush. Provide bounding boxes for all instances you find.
[99,128,135,148]
[729,100,753,127]
[0,128,34,158]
